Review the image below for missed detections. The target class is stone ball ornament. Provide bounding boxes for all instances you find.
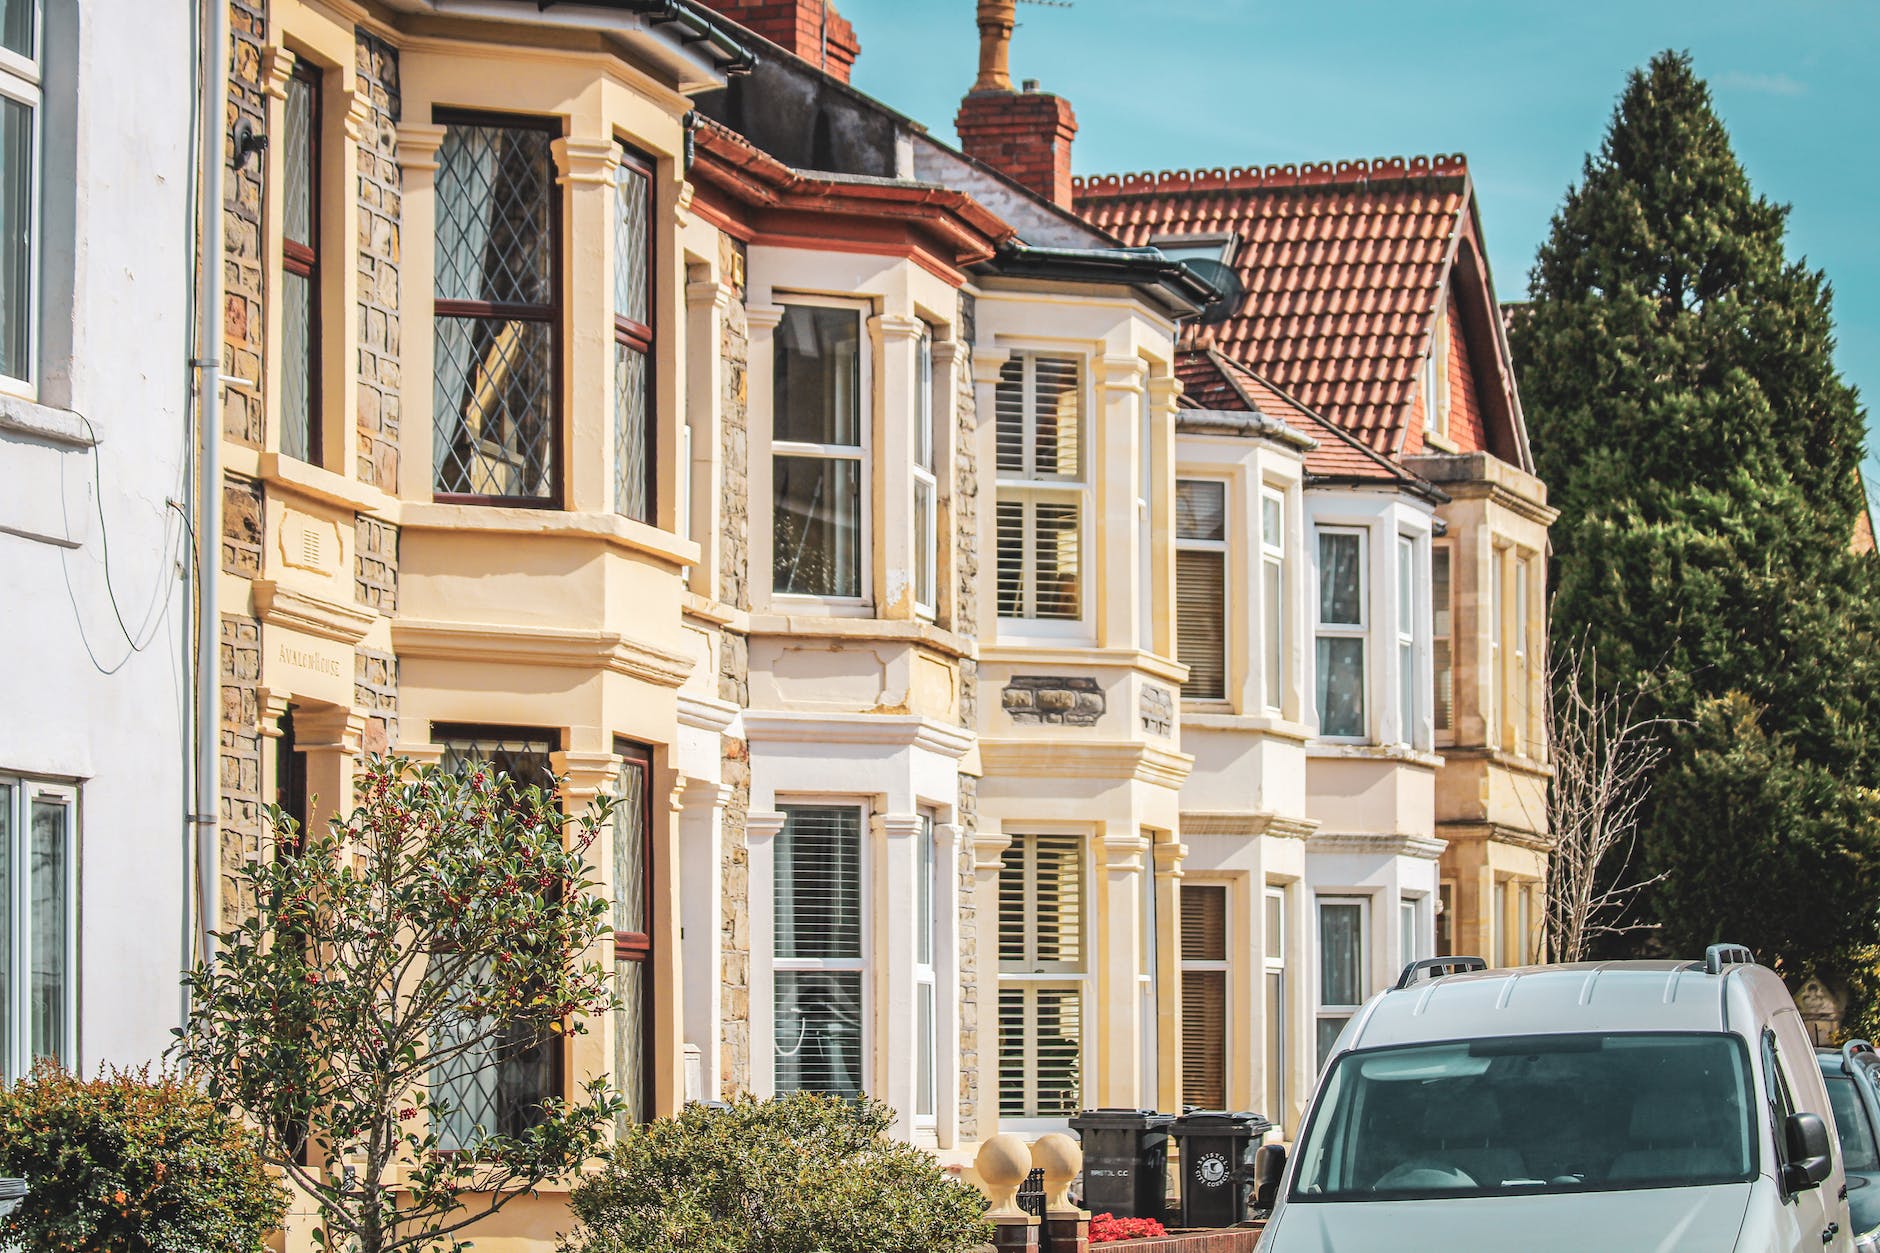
[1030,1131,1085,1213]
[975,1132,1035,1218]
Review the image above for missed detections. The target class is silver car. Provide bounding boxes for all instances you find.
[1258,946,1853,1252]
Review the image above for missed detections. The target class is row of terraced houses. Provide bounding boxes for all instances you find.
[0,0,1554,1242]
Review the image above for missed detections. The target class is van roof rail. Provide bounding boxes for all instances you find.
[1395,956,1488,990]
[1704,943,1756,975]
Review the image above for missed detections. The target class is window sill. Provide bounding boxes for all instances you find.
[256,451,395,515]
[746,612,974,659]
[1307,741,1445,769]
[400,501,701,570]
[1182,710,1313,742]
[0,394,93,448]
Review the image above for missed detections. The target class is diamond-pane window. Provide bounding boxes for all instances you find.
[429,725,562,1146]
[433,118,559,502]
[613,741,653,1128]
[281,62,320,465]
[613,149,654,522]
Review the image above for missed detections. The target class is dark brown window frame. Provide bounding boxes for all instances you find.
[613,145,656,525]
[612,738,655,1124]
[431,108,565,510]
[282,59,323,467]
[427,721,567,1133]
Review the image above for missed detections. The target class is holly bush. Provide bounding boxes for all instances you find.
[563,1092,990,1253]
[0,1062,285,1253]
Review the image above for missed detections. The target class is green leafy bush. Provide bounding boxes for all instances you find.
[564,1092,990,1253]
[0,1063,286,1253]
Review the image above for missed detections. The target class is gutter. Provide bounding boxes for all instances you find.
[383,0,756,80]
[1304,471,1450,507]
[1175,407,1317,453]
[981,241,1222,318]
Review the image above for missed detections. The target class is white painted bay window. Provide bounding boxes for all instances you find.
[1175,479,1227,700]
[774,305,866,599]
[0,0,40,390]
[1264,885,1288,1120]
[1262,489,1286,712]
[1315,529,1367,738]
[913,327,938,617]
[1179,883,1228,1109]
[0,775,74,1082]
[773,805,866,1096]
[1316,897,1366,1068]
[914,811,938,1126]
[995,355,1084,623]
[998,834,1084,1119]
[1396,534,1417,747]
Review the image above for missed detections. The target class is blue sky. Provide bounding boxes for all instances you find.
[840,0,1880,506]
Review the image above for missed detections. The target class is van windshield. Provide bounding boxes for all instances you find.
[1291,1033,1757,1201]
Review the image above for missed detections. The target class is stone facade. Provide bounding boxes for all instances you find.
[717,231,753,1094]
[224,0,268,447]
[354,648,399,761]
[218,613,264,925]
[952,290,981,1137]
[355,516,397,614]
[354,31,402,493]
[222,477,263,578]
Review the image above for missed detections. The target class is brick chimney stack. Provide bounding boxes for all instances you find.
[954,0,1079,209]
[696,0,862,83]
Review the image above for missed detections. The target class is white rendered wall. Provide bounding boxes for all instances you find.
[0,1,196,1072]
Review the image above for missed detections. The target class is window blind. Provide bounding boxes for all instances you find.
[1177,550,1227,699]
[996,355,1084,620]
[1180,884,1228,1110]
[998,834,1086,1118]
[775,806,861,960]
[998,834,1083,971]
[998,985,1082,1118]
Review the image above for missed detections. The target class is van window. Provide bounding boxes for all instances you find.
[1762,1030,1798,1177]
[1826,1075,1880,1172]
[1291,1033,1757,1201]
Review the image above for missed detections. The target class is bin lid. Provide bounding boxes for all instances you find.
[1069,1107,1177,1130]
[0,1178,26,1200]
[1170,1109,1274,1134]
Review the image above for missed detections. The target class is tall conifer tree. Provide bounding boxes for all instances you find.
[1512,51,1880,981]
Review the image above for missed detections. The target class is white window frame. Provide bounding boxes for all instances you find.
[996,829,1090,1129]
[0,773,77,1082]
[1490,545,1507,750]
[1263,884,1288,1125]
[1396,533,1418,748]
[0,0,42,397]
[1515,553,1532,757]
[912,325,938,620]
[1179,879,1231,1110]
[995,352,1090,637]
[1423,294,1450,442]
[1400,896,1421,969]
[1261,486,1287,714]
[1314,526,1369,741]
[1492,877,1509,968]
[1432,540,1454,743]
[771,799,871,1097]
[771,299,872,609]
[1175,477,1229,703]
[913,808,938,1128]
[1316,896,1368,1069]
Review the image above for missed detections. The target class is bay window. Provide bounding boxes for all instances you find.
[433,115,559,503]
[914,811,937,1124]
[773,304,864,599]
[280,60,321,464]
[1396,534,1417,747]
[1315,529,1367,738]
[913,326,938,617]
[773,805,865,1097]
[1264,885,1288,1122]
[612,148,654,523]
[998,833,1084,1119]
[1179,883,1228,1109]
[1316,897,1366,1068]
[1262,489,1286,712]
[0,775,74,1082]
[0,0,39,388]
[1175,479,1227,700]
[995,354,1083,622]
[430,726,560,1147]
[612,741,652,1127]
[1432,543,1453,736]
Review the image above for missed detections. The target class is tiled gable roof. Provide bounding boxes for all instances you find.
[1177,349,1442,499]
[1076,156,1470,457]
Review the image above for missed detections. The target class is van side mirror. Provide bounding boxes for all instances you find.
[1784,1112,1833,1192]
[1252,1142,1287,1213]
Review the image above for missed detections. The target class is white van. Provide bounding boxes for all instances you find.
[1257,946,1855,1252]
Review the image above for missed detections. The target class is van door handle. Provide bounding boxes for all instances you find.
[1824,1222,1840,1244]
